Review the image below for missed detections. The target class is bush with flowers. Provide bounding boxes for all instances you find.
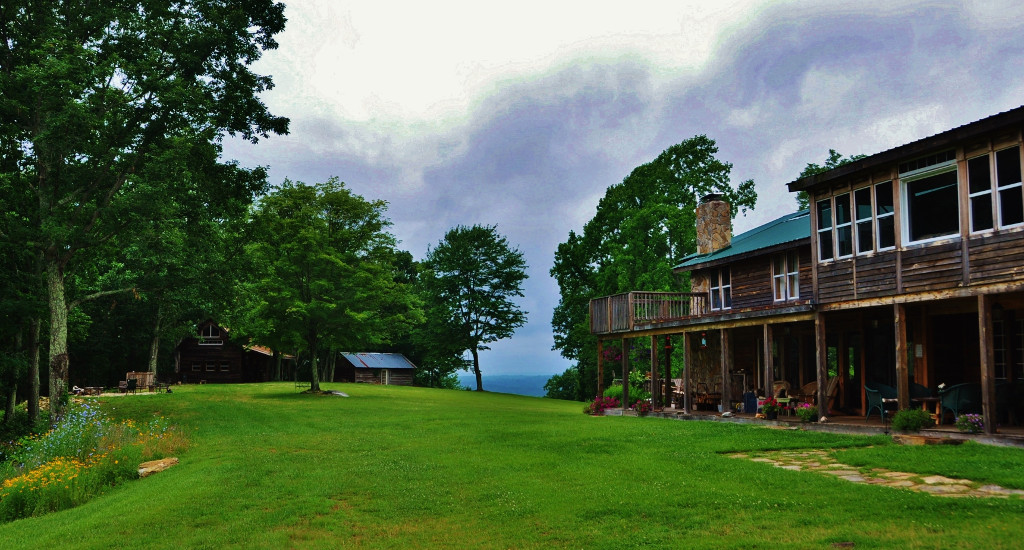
[760,397,782,416]
[632,399,651,415]
[795,402,818,423]
[955,413,984,434]
[0,400,188,522]
[585,396,621,415]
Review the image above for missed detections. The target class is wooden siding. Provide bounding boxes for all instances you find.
[901,242,962,293]
[727,257,773,309]
[352,369,414,386]
[969,230,1024,284]
[817,260,854,303]
[854,253,898,299]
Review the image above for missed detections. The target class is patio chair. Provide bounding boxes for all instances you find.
[772,380,791,398]
[824,375,840,413]
[938,382,982,420]
[126,378,138,395]
[118,380,128,393]
[864,382,898,421]
[910,382,932,399]
[793,381,817,404]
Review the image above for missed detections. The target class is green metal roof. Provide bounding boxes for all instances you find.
[675,210,809,270]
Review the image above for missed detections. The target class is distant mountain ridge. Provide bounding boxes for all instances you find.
[457,374,553,397]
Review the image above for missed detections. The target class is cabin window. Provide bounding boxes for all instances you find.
[191,363,200,372]
[875,181,896,250]
[220,363,230,372]
[996,146,1023,228]
[772,251,799,301]
[834,193,853,258]
[854,187,873,255]
[199,324,222,345]
[206,362,216,372]
[901,162,959,243]
[968,154,994,232]
[709,268,731,311]
[816,199,833,261]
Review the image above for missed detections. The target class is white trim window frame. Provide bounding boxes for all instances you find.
[967,153,994,233]
[834,193,853,258]
[854,187,873,255]
[900,160,960,245]
[996,145,1023,229]
[816,198,834,262]
[874,181,896,250]
[772,251,800,301]
[709,268,732,311]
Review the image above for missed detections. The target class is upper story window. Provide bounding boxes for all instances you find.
[199,324,222,345]
[834,193,853,258]
[772,251,799,301]
[709,268,731,311]
[875,181,896,250]
[900,154,959,244]
[816,199,833,261]
[968,145,1023,233]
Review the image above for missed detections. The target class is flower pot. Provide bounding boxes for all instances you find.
[765,411,778,420]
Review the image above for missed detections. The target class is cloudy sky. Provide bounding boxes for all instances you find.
[223,0,1024,379]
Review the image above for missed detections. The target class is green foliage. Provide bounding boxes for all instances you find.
[543,368,579,400]
[551,136,756,400]
[795,403,818,423]
[421,225,528,390]
[602,384,623,400]
[955,413,984,434]
[890,408,935,432]
[794,149,868,209]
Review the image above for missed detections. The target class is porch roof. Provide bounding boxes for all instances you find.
[675,210,809,270]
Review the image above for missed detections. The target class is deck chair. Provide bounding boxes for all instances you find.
[126,378,138,394]
[864,382,897,421]
[772,380,791,398]
[939,383,982,419]
[794,381,817,404]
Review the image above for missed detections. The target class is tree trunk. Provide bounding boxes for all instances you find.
[29,317,41,424]
[308,335,320,392]
[273,350,282,381]
[471,347,483,391]
[46,258,70,420]
[148,305,162,374]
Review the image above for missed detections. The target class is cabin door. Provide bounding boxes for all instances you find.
[381,369,390,385]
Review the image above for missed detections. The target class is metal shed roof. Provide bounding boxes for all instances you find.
[340,352,417,370]
[675,210,810,270]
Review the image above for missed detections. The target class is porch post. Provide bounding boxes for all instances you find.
[663,336,672,408]
[621,337,629,409]
[979,294,997,435]
[683,332,693,413]
[815,312,828,417]
[597,339,604,399]
[895,303,910,410]
[720,328,731,413]
[763,323,773,398]
[650,335,660,409]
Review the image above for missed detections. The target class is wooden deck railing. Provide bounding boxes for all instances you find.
[590,292,708,334]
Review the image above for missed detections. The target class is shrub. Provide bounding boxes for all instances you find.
[632,400,651,415]
[603,384,623,400]
[891,408,934,432]
[795,403,818,423]
[586,396,621,415]
[955,413,984,434]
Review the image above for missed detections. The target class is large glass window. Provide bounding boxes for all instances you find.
[816,199,833,261]
[854,187,873,254]
[968,154,993,232]
[709,268,731,311]
[997,146,1023,227]
[772,251,800,301]
[835,193,853,257]
[875,181,895,249]
[903,167,959,243]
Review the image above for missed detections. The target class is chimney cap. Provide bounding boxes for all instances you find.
[699,192,725,204]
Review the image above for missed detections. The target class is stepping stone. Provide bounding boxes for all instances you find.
[751,458,775,463]
[886,480,915,488]
[841,475,867,482]
[881,472,915,479]
[822,469,860,477]
[918,484,970,494]
[921,475,959,485]
[778,465,802,471]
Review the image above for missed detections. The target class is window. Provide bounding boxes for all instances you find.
[854,187,873,254]
[834,193,853,258]
[201,325,220,338]
[902,161,959,243]
[875,181,895,249]
[996,146,1023,228]
[220,363,230,372]
[205,362,216,372]
[772,251,800,301]
[968,154,993,232]
[709,268,731,310]
[191,363,200,372]
[816,199,833,261]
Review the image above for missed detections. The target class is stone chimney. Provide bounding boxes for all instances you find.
[695,193,732,255]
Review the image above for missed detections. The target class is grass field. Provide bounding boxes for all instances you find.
[2,383,1023,549]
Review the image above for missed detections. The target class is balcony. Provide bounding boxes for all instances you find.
[590,292,708,335]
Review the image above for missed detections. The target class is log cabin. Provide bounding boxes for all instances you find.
[174,320,289,383]
[334,352,416,385]
[590,106,1024,434]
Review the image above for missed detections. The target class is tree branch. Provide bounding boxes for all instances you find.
[68,287,135,311]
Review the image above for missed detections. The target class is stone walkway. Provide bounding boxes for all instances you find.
[729,449,1024,498]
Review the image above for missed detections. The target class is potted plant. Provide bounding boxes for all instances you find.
[761,396,782,420]
[954,413,984,434]
[795,402,818,423]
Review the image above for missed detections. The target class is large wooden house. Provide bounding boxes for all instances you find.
[590,106,1024,434]
[174,320,287,383]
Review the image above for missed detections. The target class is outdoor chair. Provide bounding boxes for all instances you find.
[824,375,840,413]
[793,381,817,404]
[864,382,898,421]
[938,382,982,420]
[772,380,791,398]
[910,382,932,399]
[126,378,138,395]
[118,380,128,393]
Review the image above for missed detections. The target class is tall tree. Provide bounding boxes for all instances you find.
[421,225,528,391]
[550,135,757,400]
[248,178,418,393]
[0,1,289,416]
[795,149,867,210]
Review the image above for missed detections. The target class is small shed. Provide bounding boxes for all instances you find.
[336,352,416,385]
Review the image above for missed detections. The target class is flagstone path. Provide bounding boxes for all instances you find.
[729,449,1024,498]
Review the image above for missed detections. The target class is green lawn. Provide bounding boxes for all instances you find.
[2,383,1023,549]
